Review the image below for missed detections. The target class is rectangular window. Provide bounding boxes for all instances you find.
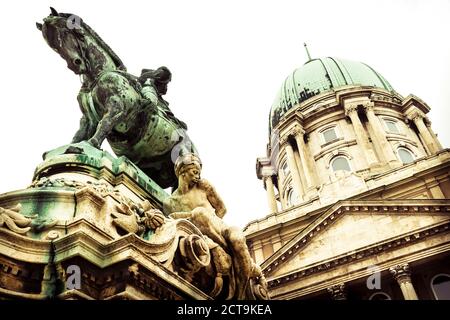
[384,120,400,134]
[322,127,338,143]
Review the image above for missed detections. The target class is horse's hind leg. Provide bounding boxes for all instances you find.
[88,95,126,149]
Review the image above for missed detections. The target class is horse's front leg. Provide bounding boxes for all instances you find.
[87,95,126,149]
[72,115,96,143]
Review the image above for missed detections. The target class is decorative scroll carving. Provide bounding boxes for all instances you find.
[0,204,57,235]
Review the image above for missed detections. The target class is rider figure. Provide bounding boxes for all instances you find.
[139,66,187,130]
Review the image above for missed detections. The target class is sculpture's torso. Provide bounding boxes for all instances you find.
[166,187,216,214]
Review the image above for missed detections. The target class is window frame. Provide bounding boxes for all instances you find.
[368,292,392,300]
[382,117,401,134]
[281,160,290,178]
[319,124,341,146]
[430,273,450,300]
[397,147,415,164]
[330,155,352,173]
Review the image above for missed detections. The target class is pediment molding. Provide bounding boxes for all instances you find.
[262,200,450,278]
[267,220,450,290]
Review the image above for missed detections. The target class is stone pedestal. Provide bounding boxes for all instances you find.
[0,142,241,300]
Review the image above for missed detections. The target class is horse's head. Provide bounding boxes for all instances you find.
[37,7,126,78]
[37,8,89,75]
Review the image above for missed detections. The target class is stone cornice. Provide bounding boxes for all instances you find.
[246,150,450,237]
[266,219,450,291]
[262,200,450,276]
[313,139,357,161]
[271,240,450,299]
[272,87,403,136]
[0,218,211,300]
[386,135,419,148]
[401,95,431,114]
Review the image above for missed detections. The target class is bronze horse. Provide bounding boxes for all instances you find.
[36,8,197,189]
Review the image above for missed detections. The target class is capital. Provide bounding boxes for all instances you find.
[389,263,412,283]
[362,101,375,112]
[406,111,425,123]
[279,135,291,147]
[327,283,346,300]
[344,104,359,116]
[291,125,305,137]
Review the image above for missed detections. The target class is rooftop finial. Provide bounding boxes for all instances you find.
[304,43,312,62]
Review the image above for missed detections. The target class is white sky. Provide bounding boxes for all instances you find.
[0,0,449,228]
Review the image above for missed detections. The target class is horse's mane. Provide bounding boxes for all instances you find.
[59,12,127,72]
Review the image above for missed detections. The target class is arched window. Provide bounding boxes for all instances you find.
[431,274,450,300]
[281,161,289,177]
[368,292,391,300]
[331,156,351,172]
[286,188,298,206]
[397,147,414,164]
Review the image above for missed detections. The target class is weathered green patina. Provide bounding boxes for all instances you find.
[34,141,169,205]
[36,8,197,189]
[269,57,395,132]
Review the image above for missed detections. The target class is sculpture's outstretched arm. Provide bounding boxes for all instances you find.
[198,180,227,219]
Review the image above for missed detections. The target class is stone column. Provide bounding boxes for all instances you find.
[363,103,399,164]
[253,240,264,265]
[345,104,378,167]
[264,176,278,213]
[327,283,347,300]
[293,128,318,189]
[293,150,307,197]
[283,139,304,202]
[424,177,445,199]
[389,263,418,300]
[271,234,282,252]
[425,120,443,151]
[411,113,439,154]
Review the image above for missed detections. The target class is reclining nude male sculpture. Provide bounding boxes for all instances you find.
[160,153,269,300]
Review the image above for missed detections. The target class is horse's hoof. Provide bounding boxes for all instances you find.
[87,138,101,149]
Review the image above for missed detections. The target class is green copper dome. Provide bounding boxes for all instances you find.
[269,57,394,131]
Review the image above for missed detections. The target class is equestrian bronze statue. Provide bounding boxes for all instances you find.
[36,7,197,189]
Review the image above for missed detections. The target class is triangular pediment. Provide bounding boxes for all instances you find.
[262,200,450,278]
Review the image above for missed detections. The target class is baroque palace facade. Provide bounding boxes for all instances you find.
[244,56,450,300]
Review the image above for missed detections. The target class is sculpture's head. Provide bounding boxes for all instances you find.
[36,8,88,75]
[175,153,202,186]
[139,66,172,95]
